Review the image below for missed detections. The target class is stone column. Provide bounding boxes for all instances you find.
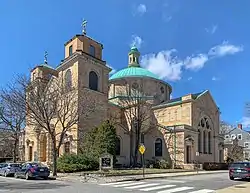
[36,133,40,162]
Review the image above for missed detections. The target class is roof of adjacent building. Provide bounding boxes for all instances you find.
[159,90,206,106]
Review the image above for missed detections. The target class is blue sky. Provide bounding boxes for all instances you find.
[0,0,250,128]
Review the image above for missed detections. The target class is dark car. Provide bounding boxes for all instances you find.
[14,162,50,180]
[229,162,250,180]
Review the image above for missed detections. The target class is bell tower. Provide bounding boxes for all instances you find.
[128,46,140,67]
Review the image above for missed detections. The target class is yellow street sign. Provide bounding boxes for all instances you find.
[139,144,146,155]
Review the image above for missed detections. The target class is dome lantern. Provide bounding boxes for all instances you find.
[128,46,140,67]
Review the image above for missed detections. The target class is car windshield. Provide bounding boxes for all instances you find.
[230,163,250,168]
[28,163,46,167]
[9,164,21,167]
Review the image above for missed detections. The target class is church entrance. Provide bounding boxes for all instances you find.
[40,134,47,162]
[29,146,33,161]
[186,146,191,163]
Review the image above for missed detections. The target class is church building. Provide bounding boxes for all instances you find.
[24,25,224,168]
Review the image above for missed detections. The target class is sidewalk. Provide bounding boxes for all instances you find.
[56,170,227,183]
[216,182,250,193]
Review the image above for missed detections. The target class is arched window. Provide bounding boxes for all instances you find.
[64,142,70,154]
[208,131,211,154]
[89,71,98,91]
[65,69,72,90]
[115,137,121,156]
[198,129,201,153]
[203,130,207,154]
[155,138,163,157]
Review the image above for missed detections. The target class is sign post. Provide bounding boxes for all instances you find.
[195,152,199,174]
[139,144,146,178]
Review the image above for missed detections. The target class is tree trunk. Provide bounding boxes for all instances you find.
[52,140,57,176]
[12,133,19,163]
[129,132,133,167]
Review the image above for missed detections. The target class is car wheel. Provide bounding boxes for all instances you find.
[14,173,18,178]
[25,172,30,180]
[43,176,48,180]
[230,176,234,180]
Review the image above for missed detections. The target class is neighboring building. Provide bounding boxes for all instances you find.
[24,25,223,168]
[223,124,250,161]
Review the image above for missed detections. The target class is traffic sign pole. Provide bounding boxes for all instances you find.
[139,144,146,178]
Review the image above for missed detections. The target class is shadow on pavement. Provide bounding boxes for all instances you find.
[0,181,68,190]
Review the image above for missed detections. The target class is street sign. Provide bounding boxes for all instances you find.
[139,144,146,155]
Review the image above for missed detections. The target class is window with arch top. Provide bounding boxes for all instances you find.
[65,69,72,90]
[116,137,121,156]
[89,71,98,91]
[155,138,163,157]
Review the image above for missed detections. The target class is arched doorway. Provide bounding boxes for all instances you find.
[40,135,47,162]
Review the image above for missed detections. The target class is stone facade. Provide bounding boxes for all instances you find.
[24,30,223,167]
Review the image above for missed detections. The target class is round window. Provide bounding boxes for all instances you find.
[132,82,139,89]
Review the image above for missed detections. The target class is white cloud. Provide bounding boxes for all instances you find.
[241,117,250,128]
[141,50,183,81]
[205,25,218,34]
[130,35,143,49]
[208,41,243,57]
[107,64,116,75]
[136,4,147,15]
[187,77,193,81]
[184,54,209,71]
[170,94,173,99]
[140,41,243,81]
[212,76,220,81]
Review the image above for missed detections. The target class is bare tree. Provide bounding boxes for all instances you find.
[0,128,14,159]
[109,82,156,166]
[225,139,244,163]
[22,75,98,176]
[220,121,236,136]
[0,78,26,162]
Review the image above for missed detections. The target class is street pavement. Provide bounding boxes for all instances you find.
[0,172,248,193]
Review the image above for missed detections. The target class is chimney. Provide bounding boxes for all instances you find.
[237,124,243,130]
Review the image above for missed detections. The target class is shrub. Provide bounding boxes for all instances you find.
[57,153,99,173]
[158,159,171,169]
[203,162,228,171]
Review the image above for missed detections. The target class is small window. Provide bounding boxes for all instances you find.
[225,135,229,139]
[231,134,236,139]
[89,71,98,91]
[237,134,242,140]
[69,45,73,56]
[116,137,121,156]
[89,45,95,57]
[155,138,163,157]
[141,133,144,144]
[245,152,249,159]
[245,142,249,148]
[64,142,70,154]
[160,86,165,94]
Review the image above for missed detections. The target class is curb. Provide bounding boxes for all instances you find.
[111,171,228,182]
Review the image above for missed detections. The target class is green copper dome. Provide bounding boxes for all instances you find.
[109,67,160,81]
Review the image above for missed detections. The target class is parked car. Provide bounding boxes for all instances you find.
[14,162,50,180]
[0,163,4,169]
[229,161,250,180]
[0,163,21,177]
